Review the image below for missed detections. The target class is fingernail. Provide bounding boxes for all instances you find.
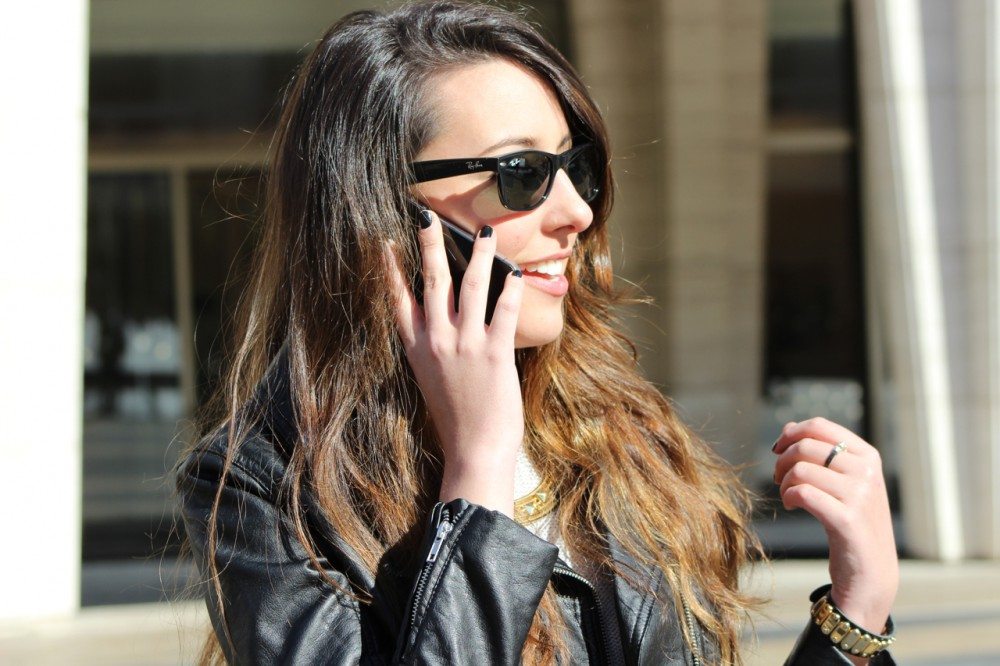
[418,209,433,229]
[512,269,522,278]
[771,439,780,453]
[478,225,493,239]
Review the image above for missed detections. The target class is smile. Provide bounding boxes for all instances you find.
[519,258,569,296]
[519,257,568,277]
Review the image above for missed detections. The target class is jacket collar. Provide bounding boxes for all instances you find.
[247,340,715,663]
[249,338,297,452]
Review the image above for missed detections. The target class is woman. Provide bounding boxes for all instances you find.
[176,2,899,664]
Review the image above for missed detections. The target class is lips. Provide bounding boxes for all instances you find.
[518,254,570,296]
[521,272,569,296]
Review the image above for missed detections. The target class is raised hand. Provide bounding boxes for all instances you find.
[772,417,899,645]
[383,209,525,516]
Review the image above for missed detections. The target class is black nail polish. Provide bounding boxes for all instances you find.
[418,210,433,229]
[513,269,522,278]
[478,225,493,239]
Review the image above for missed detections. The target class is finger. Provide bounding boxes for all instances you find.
[778,460,852,502]
[458,225,497,333]
[382,242,421,347]
[772,416,872,456]
[781,482,849,534]
[774,437,854,482]
[770,421,798,453]
[485,268,524,347]
[417,209,455,334]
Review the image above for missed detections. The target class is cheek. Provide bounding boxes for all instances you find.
[470,186,508,220]
[494,227,531,262]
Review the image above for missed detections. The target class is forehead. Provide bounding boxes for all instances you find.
[420,58,570,157]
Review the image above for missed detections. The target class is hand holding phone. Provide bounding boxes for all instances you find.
[384,207,526,517]
[409,206,519,325]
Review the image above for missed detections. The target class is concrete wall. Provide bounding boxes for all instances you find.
[0,1,89,619]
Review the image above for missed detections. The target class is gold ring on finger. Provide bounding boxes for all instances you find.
[823,440,848,468]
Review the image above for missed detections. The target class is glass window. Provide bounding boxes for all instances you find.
[756,0,888,555]
[83,173,181,561]
[761,152,867,442]
[89,53,302,136]
[768,0,854,130]
[764,153,865,381]
[762,0,867,450]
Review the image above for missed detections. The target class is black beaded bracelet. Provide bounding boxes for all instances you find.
[808,585,896,658]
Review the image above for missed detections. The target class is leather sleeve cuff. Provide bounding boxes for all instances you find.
[399,499,559,665]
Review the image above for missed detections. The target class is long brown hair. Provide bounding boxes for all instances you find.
[189,1,762,663]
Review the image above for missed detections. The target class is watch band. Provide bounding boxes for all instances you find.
[808,585,896,658]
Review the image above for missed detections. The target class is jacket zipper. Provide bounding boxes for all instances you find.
[401,503,457,657]
[553,564,614,665]
[680,595,703,666]
[426,515,454,563]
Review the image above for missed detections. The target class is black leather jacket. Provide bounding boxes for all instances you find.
[175,351,895,665]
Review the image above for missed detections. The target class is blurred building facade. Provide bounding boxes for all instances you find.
[1,0,997,622]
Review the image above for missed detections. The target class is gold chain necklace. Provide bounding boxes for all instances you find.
[513,477,557,525]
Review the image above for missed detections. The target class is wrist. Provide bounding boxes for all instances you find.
[828,588,893,635]
[440,455,516,517]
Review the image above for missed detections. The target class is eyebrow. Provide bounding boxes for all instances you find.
[479,133,573,156]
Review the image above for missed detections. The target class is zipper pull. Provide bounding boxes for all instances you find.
[426,520,453,563]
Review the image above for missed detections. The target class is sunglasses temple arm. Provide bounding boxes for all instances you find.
[410,157,500,183]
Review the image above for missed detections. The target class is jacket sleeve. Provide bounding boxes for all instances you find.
[784,586,896,665]
[175,435,559,666]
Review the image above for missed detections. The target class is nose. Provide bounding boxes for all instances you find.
[543,168,594,233]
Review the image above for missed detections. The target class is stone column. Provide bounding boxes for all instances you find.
[0,2,88,618]
[567,0,669,358]
[854,0,965,560]
[568,0,769,467]
[658,0,768,467]
[956,0,1000,558]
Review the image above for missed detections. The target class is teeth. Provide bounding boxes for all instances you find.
[521,258,567,276]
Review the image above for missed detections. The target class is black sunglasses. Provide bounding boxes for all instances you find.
[410,142,601,212]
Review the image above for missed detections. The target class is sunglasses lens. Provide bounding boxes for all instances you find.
[567,145,599,202]
[498,151,551,210]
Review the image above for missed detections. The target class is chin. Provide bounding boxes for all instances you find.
[513,312,565,349]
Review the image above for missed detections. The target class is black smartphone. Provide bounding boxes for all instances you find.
[410,208,519,325]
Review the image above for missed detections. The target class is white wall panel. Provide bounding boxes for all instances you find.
[0,0,88,619]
